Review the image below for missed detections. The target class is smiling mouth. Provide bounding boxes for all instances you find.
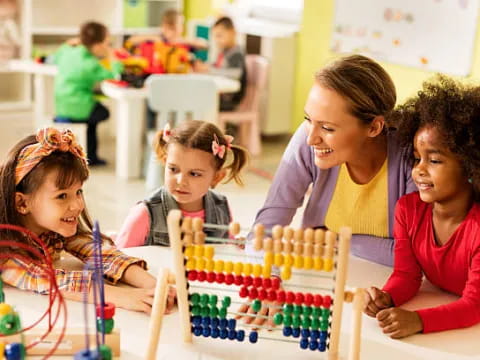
[175,190,190,195]
[61,216,78,223]
[416,182,433,190]
[314,148,333,155]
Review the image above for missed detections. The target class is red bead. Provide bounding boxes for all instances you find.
[304,293,314,306]
[197,271,207,282]
[285,291,295,304]
[243,276,253,287]
[253,277,262,288]
[271,277,281,290]
[323,295,332,308]
[267,289,277,302]
[234,275,244,286]
[225,274,234,285]
[258,287,267,301]
[313,294,323,307]
[187,270,198,281]
[96,302,115,319]
[294,292,304,305]
[239,286,249,298]
[276,290,286,303]
[262,278,272,289]
[206,272,216,283]
[248,287,258,299]
[216,273,225,283]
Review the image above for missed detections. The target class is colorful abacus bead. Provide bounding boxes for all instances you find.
[229,222,241,236]
[249,331,258,343]
[243,263,253,276]
[184,246,194,258]
[5,343,25,360]
[281,266,292,280]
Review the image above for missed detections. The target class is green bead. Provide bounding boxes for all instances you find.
[98,344,112,360]
[283,304,293,315]
[292,315,301,328]
[191,305,201,316]
[301,316,311,329]
[210,306,219,317]
[251,299,262,312]
[322,308,331,319]
[302,305,312,317]
[219,307,227,318]
[293,305,303,316]
[222,296,231,308]
[200,294,209,306]
[209,295,218,306]
[312,307,322,318]
[0,313,21,335]
[201,306,210,317]
[283,315,293,327]
[320,320,329,331]
[273,313,283,325]
[311,318,320,330]
[190,293,200,305]
[96,318,114,334]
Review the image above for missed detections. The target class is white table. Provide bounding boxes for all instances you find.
[8,60,240,180]
[4,246,479,359]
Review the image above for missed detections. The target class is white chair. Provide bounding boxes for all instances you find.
[144,74,219,193]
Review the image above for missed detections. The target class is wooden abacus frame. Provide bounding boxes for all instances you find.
[146,210,365,360]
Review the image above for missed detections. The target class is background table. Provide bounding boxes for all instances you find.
[4,246,479,359]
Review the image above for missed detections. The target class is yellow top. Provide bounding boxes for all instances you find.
[325,159,389,238]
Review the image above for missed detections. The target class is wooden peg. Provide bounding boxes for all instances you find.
[303,242,313,257]
[254,224,265,238]
[181,217,192,233]
[273,239,283,253]
[229,222,241,236]
[283,226,294,241]
[313,243,324,257]
[304,228,314,243]
[325,230,336,247]
[253,236,263,251]
[314,228,325,244]
[283,240,293,254]
[182,233,193,246]
[263,237,273,252]
[192,217,204,232]
[272,225,283,240]
[194,231,206,245]
[293,228,304,242]
[293,241,303,255]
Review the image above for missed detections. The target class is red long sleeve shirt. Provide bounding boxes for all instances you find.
[383,192,480,333]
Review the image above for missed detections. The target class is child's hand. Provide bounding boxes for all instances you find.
[105,284,155,314]
[364,286,393,317]
[235,300,281,329]
[376,308,423,339]
[165,285,177,314]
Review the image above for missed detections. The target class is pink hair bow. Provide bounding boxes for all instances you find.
[212,134,234,159]
[163,123,172,142]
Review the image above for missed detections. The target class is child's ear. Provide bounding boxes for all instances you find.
[15,192,30,215]
[211,169,227,188]
[367,115,385,137]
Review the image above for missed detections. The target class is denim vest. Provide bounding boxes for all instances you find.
[144,187,231,246]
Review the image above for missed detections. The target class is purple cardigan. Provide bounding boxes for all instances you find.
[253,122,416,266]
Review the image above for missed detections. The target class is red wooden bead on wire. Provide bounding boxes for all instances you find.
[262,278,272,289]
[216,273,225,284]
[271,277,281,290]
[206,272,216,283]
[304,293,314,306]
[258,288,267,301]
[314,294,323,307]
[276,290,286,303]
[267,289,277,302]
[197,271,207,282]
[225,274,234,285]
[323,295,332,308]
[248,287,258,299]
[253,277,262,288]
[187,270,198,281]
[286,291,295,304]
[294,292,304,305]
[234,275,244,286]
[243,275,253,287]
[239,286,249,298]
[96,302,115,319]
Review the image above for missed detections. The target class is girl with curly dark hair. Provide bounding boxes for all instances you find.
[364,75,480,338]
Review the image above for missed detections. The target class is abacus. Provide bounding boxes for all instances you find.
[147,210,365,360]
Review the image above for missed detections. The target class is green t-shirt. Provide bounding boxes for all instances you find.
[54,44,123,120]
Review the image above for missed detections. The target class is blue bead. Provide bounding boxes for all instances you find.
[202,327,211,337]
[282,326,292,337]
[193,326,203,337]
[73,349,97,360]
[299,338,309,350]
[319,341,327,352]
[228,329,236,340]
[320,331,328,341]
[309,340,319,351]
[219,329,228,339]
[192,316,202,326]
[211,317,220,328]
[249,331,258,343]
[227,318,236,330]
[211,328,220,338]
[301,329,310,339]
[236,329,245,341]
[5,343,25,360]
[292,327,300,338]
[310,330,320,340]
[219,318,228,329]
[202,317,211,326]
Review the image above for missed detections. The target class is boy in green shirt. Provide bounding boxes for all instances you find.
[54,21,123,165]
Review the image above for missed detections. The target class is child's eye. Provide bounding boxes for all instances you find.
[430,159,442,164]
[303,115,311,123]
[76,189,83,196]
[57,193,67,200]
[168,166,178,173]
[322,125,335,132]
[413,157,420,164]
[190,171,202,177]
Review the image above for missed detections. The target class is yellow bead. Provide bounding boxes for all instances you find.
[194,245,204,258]
[214,260,225,273]
[313,257,323,271]
[0,342,5,360]
[253,264,263,277]
[264,251,274,267]
[224,261,234,274]
[0,304,13,316]
[303,256,313,270]
[196,257,206,271]
[206,259,215,272]
[262,264,271,278]
[274,253,284,267]
[184,245,194,259]
[284,254,294,267]
[234,262,243,275]
[204,246,215,259]
[281,266,292,280]
[324,258,334,272]
[294,255,304,269]
[185,258,196,271]
[243,263,253,276]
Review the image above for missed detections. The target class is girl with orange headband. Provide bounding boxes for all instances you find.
[0,127,175,314]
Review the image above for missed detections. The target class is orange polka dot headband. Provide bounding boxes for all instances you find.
[15,127,89,186]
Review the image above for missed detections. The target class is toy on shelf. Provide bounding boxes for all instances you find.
[147,211,366,360]
[0,0,20,63]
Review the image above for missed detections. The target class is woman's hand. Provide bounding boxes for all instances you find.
[376,308,423,339]
[363,286,393,317]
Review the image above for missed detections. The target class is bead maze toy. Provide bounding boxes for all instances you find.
[147,210,365,360]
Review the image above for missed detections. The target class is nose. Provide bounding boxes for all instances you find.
[176,173,187,186]
[306,122,323,147]
[413,159,427,178]
[69,195,84,212]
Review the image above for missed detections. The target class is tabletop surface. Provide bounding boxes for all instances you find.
[4,246,480,360]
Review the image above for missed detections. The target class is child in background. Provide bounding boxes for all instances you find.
[54,21,123,166]
[115,120,248,248]
[364,76,480,338]
[195,16,247,111]
[0,127,175,314]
